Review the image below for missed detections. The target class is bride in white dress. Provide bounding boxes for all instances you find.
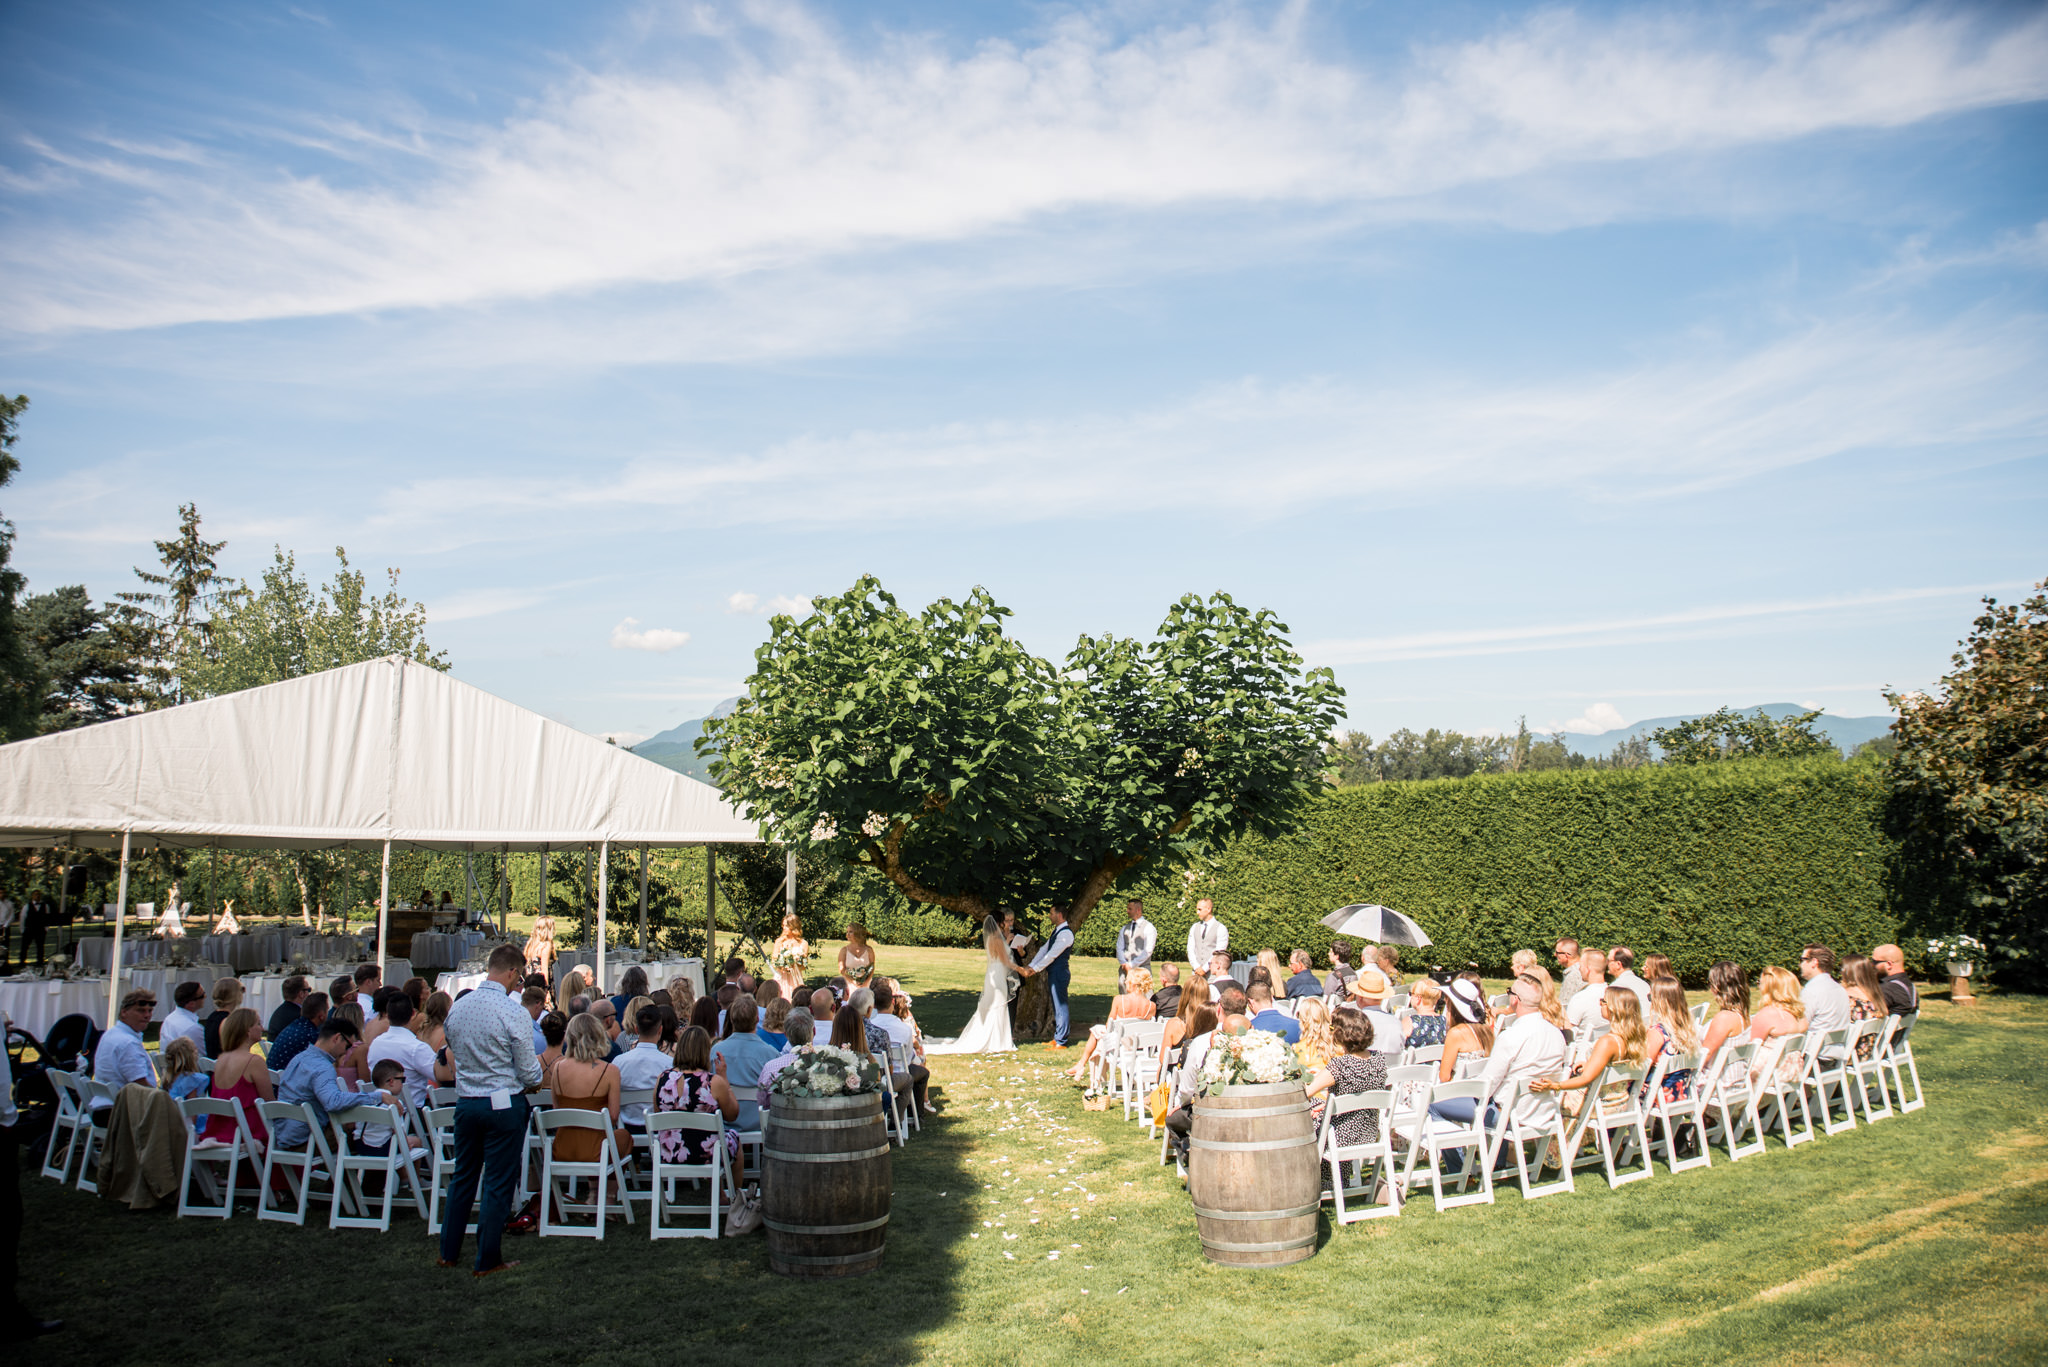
[925,914,1017,1054]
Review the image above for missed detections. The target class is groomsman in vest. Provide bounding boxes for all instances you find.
[1018,905,1076,1047]
[1185,898,1229,972]
[1115,900,1156,992]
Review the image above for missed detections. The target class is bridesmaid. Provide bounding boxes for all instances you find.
[770,914,812,996]
[838,924,877,989]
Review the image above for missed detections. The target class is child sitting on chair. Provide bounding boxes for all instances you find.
[352,1058,410,1157]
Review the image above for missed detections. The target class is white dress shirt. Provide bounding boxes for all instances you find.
[1801,973,1852,1042]
[1610,969,1653,1011]
[367,1027,440,1111]
[1176,1030,1217,1105]
[1566,982,1608,1037]
[160,1005,206,1054]
[1028,924,1074,973]
[1115,917,1157,971]
[1361,1008,1401,1053]
[614,1040,672,1126]
[90,1020,155,1107]
[1479,1017,1569,1130]
[1186,918,1229,968]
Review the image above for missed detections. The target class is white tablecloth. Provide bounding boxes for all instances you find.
[434,969,488,997]
[202,932,291,971]
[0,978,110,1040]
[279,934,357,962]
[407,932,480,971]
[74,938,187,971]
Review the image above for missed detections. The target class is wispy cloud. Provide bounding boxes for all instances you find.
[727,591,811,615]
[9,2,2046,332]
[1305,582,2031,666]
[609,617,690,652]
[428,586,554,623]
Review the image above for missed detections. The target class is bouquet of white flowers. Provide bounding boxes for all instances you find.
[771,945,811,973]
[1926,933,1985,965]
[769,1045,885,1099]
[1197,1028,1305,1094]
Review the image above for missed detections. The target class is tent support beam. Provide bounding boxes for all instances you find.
[596,839,609,995]
[637,846,649,958]
[464,852,475,926]
[376,838,391,974]
[785,846,796,930]
[705,847,716,969]
[104,830,131,1030]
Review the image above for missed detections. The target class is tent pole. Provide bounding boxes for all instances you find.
[105,830,131,1030]
[785,846,796,930]
[56,849,67,929]
[637,846,649,958]
[705,847,716,971]
[464,852,475,925]
[596,839,609,994]
[582,846,593,949]
[376,839,392,975]
[500,844,510,934]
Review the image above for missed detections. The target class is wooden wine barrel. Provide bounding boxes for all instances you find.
[762,1092,892,1277]
[1187,1081,1320,1268]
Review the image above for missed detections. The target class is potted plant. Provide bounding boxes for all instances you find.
[1926,933,1986,1003]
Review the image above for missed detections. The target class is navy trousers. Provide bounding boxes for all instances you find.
[1047,957,1072,1046]
[439,1095,529,1270]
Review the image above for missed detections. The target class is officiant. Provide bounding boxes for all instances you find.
[1017,905,1075,1048]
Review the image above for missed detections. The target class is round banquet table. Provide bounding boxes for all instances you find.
[202,932,291,972]
[0,977,110,1040]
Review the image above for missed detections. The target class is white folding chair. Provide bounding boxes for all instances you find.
[1691,1002,1711,1027]
[1117,1022,1167,1122]
[1487,1083,1575,1201]
[38,1069,83,1183]
[326,1104,429,1232]
[1152,1045,1184,1155]
[1398,1044,1444,1070]
[1754,1036,1814,1149]
[256,1101,347,1225]
[537,1108,633,1238]
[616,1087,658,1213]
[195,1057,216,1075]
[872,1049,909,1148]
[177,1096,258,1218]
[1399,1079,1496,1212]
[1697,1040,1766,1162]
[1845,1019,1894,1123]
[422,1105,476,1236]
[884,1045,922,1137]
[1319,1089,1401,1222]
[75,1080,117,1194]
[519,1089,554,1199]
[1582,1064,1654,1188]
[1644,1050,1712,1174]
[1878,1011,1925,1113]
[647,1111,729,1240]
[1383,1063,1436,1141]
[1084,1019,1124,1096]
[1800,1028,1859,1137]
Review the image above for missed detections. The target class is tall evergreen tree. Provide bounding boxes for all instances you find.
[114,503,233,708]
[0,395,41,740]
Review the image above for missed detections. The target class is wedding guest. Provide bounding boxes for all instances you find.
[710,997,779,1131]
[1441,976,1569,1171]
[1555,938,1585,1001]
[401,977,429,1014]
[1305,1006,1389,1142]
[328,974,354,1008]
[1283,950,1321,1000]
[419,992,452,1051]
[274,1017,395,1152]
[655,1025,739,1171]
[1646,978,1700,1103]
[367,995,438,1110]
[90,990,157,1110]
[1404,978,1449,1049]
[1155,975,1217,1091]
[1346,968,1400,1050]
[329,1003,369,1087]
[361,986,398,1055]
[1750,967,1808,1043]
[1294,997,1335,1073]
[157,1036,208,1140]
[1185,897,1228,970]
[1372,944,1402,987]
[267,976,311,1041]
[438,944,541,1278]
[1639,953,1674,986]
[198,1006,274,1150]
[1324,940,1357,997]
[521,985,549,1056]
[1607,947,1652,1009]
[610,966,650,1020]
[828,1003,865,1051]
[1510,948,1539,977]
[1206,951,1235,999]
[839,924,877,988]
[713,984,738,1034]
[589,997,624,1062]
[868,982,932,1113]
[1566,950,1609,1036]
[1256,949,1290,997]
[161,981,207,1054]
[353,1058,411,1158]
[1841,954,1887,1059]
[1151,964,1183,1018]
[691,995,723,1037]
[1115,900,1156,992]
[615,1005,670,1133]
[1699,961,1751,1078]
[1531,987,1651,1138]
[1069,966,1157,1083]
[270,993,327,1074]
[351,962,382,1013]
[537,1011,567,1088]
[1247,979,1299,1044]
[201,977,245,1059]
[758,998,791,1050]
[1871,944,1919,1016]
[1798,945,1852,1041]
[1438,979,1494,1082]
[666,977,696,1015]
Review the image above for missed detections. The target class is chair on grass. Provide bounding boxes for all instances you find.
[1152,1046,1184,1156]
[1115,1022,1167,1122]
[884,1044,921,1137]
[871,1048,910,1148]
[326,1104,429,1232]
[1800,1028,1859,1137]
[1399,1079,1496,1212]
[1754,1037,1814,1149]
[519,1089,554,1200]
[1877,1011,1925,1113]
[1580,1064,1654,1189]
[537,1108,634,1238]
[75,1079,117,1194]
[647,1111,728,1240]
[177,1096,259,1218]
[616,1087,658,1215]
[38,1068,84,1184]
[1696,1041,1766,1162]
[1398,1044,1444,1070]
[1845,1019,1894,1123]
[1645,1050,1712,1175]
[1319,1089,1401,1222]
[1486,1083,1575,1201]
[420,1105,476,1236]
[256,1101,347,1225]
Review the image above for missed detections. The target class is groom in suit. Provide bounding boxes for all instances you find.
[1018,905,1076,1047]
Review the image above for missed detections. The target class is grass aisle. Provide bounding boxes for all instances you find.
[15,946,2046,1367]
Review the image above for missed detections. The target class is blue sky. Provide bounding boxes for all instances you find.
[3,0,2044,744]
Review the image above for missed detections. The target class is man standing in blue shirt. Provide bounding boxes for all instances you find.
[439,945,542,1278]
[1018,905,1076,1047]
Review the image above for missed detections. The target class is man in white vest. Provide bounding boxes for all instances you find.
[1185,898,1229,972]
[1114,900,1156,992]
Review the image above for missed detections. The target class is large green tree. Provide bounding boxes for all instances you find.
[1328,727,1506,784]
[0,395,40,740]
[21,586,142,730]
[1652,706,1835,764]
[181,545,446,698]
[1885,579,2048,985]
[702,577,1344,929]
[113,502,235,709]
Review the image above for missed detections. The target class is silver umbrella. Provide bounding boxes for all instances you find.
[1320,903,1432,947]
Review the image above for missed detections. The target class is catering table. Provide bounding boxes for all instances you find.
[0,977,110,1040]
[434,969,488,997]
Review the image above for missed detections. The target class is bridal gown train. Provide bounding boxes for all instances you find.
[925,954,1016,1054]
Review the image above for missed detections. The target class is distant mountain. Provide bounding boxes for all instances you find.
[1559,703,1894,759]
[630,696,741,784]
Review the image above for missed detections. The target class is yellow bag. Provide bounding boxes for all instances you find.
[1147,1081,1173,1129]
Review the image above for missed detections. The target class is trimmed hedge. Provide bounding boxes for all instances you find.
[1077,758,1903,985]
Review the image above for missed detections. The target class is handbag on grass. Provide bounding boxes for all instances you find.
[725,1188,763,1236]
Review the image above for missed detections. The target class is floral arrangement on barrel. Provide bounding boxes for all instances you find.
[1197,1028,1305,1094]
[768,1045,885,1099]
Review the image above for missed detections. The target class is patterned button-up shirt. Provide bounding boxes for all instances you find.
[445,980,542,1099]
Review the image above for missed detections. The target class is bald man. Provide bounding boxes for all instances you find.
[1872,944,1919,1016]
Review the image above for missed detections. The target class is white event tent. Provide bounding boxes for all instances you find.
[0,655,774,1026]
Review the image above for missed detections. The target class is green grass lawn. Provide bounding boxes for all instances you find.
[13,945,2047,1367]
